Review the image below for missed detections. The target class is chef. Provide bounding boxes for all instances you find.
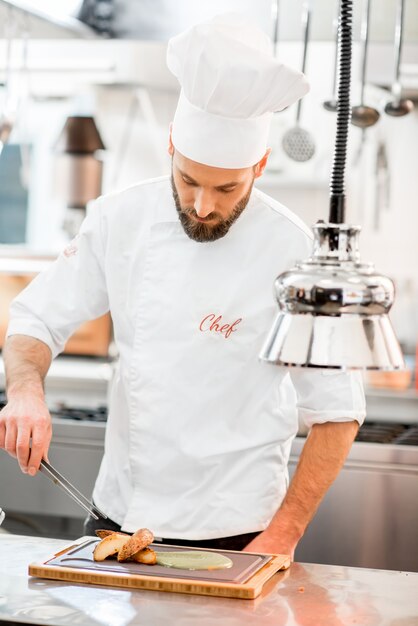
[0,14,365,556]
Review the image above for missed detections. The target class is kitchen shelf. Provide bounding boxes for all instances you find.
[365,386,418,400]
[364,386,418,423]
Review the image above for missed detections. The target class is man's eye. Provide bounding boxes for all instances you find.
[218,187,236,194]
[182,178,196,186]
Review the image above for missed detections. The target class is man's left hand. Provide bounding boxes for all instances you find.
[243,529,296,559]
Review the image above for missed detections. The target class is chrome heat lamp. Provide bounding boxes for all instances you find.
[260,0,404,370]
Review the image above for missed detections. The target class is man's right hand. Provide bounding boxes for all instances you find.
[0,395,52,476]
[1,335,53,476]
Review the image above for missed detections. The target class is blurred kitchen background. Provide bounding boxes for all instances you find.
[0,0,418,573]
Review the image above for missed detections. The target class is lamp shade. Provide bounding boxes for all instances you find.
[55,116,105,154]
[259,223,405,370]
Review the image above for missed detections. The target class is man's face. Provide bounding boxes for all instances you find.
[170,150,256,243]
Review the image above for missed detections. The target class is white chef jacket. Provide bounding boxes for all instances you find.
[7,176,366,539]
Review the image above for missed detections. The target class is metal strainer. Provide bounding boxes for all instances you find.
[282,123,315,162]
[282,0,315,162]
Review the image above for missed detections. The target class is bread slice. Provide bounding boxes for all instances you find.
[117,528,154,562]
[131,547,157,565]
[95,529,129,540]
[93,532,130,561]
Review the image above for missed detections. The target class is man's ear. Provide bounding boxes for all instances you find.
[168,123,174,157]
[254,148,272,179]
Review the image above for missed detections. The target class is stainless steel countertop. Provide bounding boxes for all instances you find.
[1,534,417,626]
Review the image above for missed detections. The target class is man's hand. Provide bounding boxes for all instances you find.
[243,528,296,559]
[1,335,52,475]
[0,394,52,475]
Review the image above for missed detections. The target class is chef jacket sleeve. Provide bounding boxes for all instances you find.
[288,368,366,428]
[6,199,109,359]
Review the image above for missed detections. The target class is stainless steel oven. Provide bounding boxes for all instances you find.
[291,432,418,573]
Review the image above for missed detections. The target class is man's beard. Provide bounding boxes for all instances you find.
[171,174,254,243]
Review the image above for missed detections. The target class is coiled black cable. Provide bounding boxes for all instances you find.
[329,0,352,224]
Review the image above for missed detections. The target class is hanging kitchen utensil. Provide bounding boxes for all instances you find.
[352,127,366,166]
[282,0,315,162]
[384,0,414,117]
[271,0,280,57]
[323,0,340,112]
[351,0,380,128]
[16,12,31,189]
[374,138,390,230]
[0,7,15,157]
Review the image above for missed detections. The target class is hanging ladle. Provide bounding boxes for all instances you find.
[351,0,380,128]
[384,0,414,117]
[323,0,341,112]
[282,0,315,162]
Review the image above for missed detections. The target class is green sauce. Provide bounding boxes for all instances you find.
[155,551,233,571]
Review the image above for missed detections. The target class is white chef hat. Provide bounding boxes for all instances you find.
[167,13,310,169]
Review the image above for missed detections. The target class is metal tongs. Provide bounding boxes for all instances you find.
[39,460,108,521]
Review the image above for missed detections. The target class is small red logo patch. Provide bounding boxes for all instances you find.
[63,237,79,258]
[199,313,242,339]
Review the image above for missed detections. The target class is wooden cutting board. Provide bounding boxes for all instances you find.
[29,537,291,600]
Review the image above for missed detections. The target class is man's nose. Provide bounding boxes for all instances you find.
[194,189,216,218]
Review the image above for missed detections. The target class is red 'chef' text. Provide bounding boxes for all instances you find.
[199,314,242,339]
